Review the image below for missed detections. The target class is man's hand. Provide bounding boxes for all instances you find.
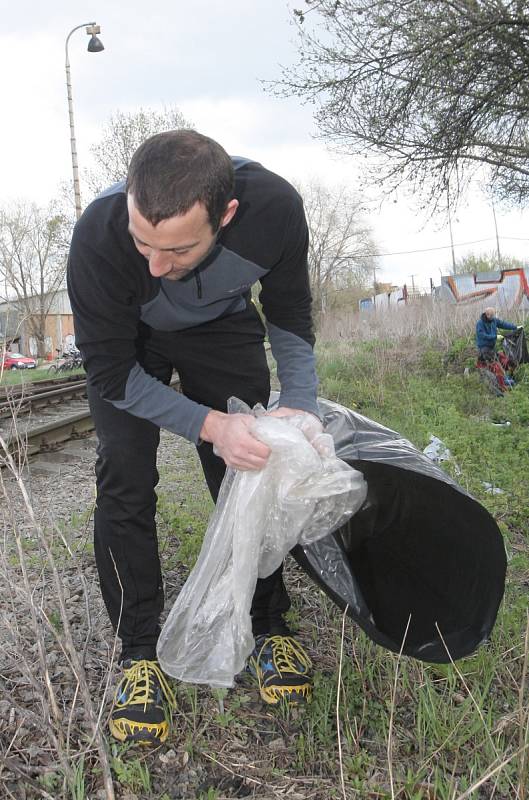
[267,407,333,457]
[267,406,322,434]
[200,410,270,470]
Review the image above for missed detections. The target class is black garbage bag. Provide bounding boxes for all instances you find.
[502,327,529,367]
[289,397,507,664]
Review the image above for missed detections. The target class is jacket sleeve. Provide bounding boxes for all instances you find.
[258,196,319,417]
[496,318,517,331]
[67,223,210,443]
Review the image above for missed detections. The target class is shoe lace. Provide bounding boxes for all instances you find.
[263,636,312,676]
[116,660,176,712]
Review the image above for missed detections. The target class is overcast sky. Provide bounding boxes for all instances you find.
[1,0,527,288]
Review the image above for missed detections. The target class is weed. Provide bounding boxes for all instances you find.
[38,772,62,792]
[48,608,63,632]
[198,789,219,800]
[110,742,151,792]
[70,755,86,800]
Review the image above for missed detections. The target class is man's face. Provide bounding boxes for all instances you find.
[485,309,495,320]
[127,194,238,280]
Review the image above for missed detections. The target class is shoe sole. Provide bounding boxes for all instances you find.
[109,717,169,746]
[259,683,312,705]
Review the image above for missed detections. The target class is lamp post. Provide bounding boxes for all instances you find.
[65,22,104,220]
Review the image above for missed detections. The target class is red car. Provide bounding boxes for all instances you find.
[2,352,37,370]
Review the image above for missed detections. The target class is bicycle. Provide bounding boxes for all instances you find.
[47,349,83,374]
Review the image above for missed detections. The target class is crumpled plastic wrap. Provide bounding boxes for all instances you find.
[157,399,367,687]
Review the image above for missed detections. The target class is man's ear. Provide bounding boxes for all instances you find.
[220,199,239,229]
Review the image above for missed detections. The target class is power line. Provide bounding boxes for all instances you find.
[354,236,529,259]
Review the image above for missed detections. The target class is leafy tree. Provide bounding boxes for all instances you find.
[0,202,72,357]
[85,105,193,197]
[296,179,377,317]
[454,250,525,274]
[279,1,529,208]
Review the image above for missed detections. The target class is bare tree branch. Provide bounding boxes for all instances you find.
[296,179,378,317]
[0,202,72,357]
[276,0,529,208]
[84,105,194,199]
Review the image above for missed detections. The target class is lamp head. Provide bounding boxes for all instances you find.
[86,24,104,53]
[87,35,104,52]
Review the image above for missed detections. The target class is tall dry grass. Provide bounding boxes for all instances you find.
[319,298,526,347]
[0,433,116,800]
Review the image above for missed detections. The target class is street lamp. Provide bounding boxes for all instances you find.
[65,22,104,220]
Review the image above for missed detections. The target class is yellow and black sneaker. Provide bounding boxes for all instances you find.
[109,658,176,746]
[248,635,313,705]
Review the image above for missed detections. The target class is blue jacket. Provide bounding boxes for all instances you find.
[476,314,516,349]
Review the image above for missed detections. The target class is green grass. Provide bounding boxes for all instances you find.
[156,443,214,570]
[0,364,85,386]
[110,742,152,792]
[312,337,529,796]
[6,330,529,798]
[142,336,529,798]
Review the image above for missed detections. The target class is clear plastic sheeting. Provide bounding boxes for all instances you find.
[422,435,453,464]
[157,400,367,688]
[422,435,461,475]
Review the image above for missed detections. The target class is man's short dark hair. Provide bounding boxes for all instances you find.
[126,130,235,230]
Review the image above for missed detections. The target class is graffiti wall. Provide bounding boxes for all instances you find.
[439,268,529,310]
[359,268,529,312]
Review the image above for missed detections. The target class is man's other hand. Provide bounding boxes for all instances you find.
[200,410,270,470]
[267,406,321,433]
[266,407,333,457]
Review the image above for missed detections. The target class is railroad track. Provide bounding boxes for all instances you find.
[8,410,95,460]
[0,374,180,466]
[0,372,86,402]
[0,379,88,419]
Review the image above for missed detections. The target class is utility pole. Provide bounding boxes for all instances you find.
[408,274,417,294]
[447,189,457,273]
[491,201,501,267]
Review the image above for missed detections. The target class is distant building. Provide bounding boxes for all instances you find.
[0,288,74,359]
[359,284,408,311]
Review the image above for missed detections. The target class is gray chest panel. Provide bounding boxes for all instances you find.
[139,246,269,331]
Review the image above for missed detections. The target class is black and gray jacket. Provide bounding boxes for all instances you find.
[67,158,318,443]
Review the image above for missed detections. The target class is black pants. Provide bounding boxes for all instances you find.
[88,305,291,662]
